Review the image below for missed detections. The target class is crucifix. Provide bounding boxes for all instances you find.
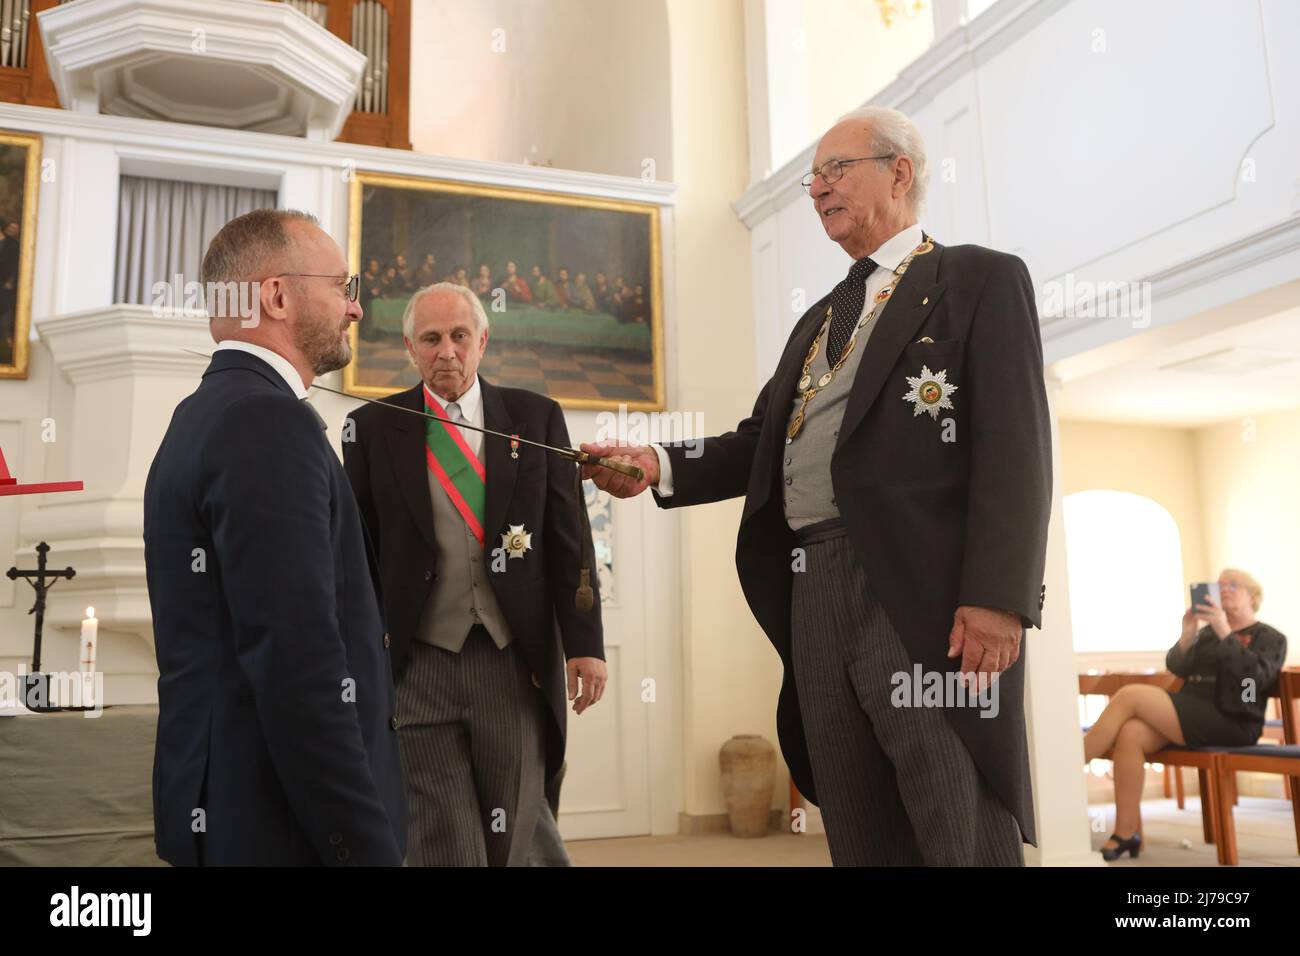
[1,442,83,711]
[1,440,84,671]
[7,541,76,674]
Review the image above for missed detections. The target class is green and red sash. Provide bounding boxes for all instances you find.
[423,383,486,547]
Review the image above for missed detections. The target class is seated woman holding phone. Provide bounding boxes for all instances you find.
[1082,568,1287,861]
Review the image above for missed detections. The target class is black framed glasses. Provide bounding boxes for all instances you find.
[278,273,361,302]
[801,154,895,193]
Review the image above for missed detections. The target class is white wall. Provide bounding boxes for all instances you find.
[409,0,674,180]
[1194,411,1300,660]
[743,0,933,181]
[802,0,932,147]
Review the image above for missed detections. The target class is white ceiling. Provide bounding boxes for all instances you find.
[1053,284,1300,427]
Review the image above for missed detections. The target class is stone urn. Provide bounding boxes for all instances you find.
[719,734,776,837]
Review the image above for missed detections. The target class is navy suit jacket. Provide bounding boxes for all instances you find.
[143,349,406,866]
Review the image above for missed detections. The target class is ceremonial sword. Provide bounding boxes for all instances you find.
[180,349,645,481]
[312,381,644,480]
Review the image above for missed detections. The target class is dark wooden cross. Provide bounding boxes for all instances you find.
[6,542,76,673]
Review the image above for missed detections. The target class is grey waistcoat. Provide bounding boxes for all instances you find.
[416,467,515,652]
[782,297,892,530]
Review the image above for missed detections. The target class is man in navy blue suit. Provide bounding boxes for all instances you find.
[144,209,406,866]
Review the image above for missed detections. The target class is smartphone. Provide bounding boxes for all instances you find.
[1190,581,1221,609]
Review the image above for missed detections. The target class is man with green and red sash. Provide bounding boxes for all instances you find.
[344,282,606,867]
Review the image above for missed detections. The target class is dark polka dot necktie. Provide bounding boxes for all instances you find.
[825,257,877,366]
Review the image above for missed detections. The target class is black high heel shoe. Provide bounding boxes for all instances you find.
[1100,831,1141,861]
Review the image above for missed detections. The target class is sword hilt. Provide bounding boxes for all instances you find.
[597,457,645,481]
[571,451,645,482]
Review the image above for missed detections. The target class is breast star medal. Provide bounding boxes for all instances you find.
[902,365,958,419]
[501,524,532,559]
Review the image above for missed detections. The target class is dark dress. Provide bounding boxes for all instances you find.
[1165,622,1287,747]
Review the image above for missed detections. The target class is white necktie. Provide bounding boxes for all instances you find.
[446,402,474,455]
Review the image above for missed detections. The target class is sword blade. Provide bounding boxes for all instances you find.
[178,348,643,480]
[308,380,578,460]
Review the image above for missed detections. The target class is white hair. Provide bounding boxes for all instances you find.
[401,281,490,342]
[835,106,930,214]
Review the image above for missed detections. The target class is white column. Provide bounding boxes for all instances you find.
[742,0,809,185]
[930,0,969,40]
[33,306,212,643]
[1023,371,1100,865]
[53,139,120,312]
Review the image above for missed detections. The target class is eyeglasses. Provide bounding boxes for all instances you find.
[276,273,361,302]
[801,154,895,193]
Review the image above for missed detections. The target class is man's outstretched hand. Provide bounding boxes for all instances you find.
[578,442,659,498]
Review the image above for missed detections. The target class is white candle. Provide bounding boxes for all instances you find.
[80,606,97,708]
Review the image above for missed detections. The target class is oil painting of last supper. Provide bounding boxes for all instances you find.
[346,171,664,410]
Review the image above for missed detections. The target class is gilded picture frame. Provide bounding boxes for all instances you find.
[344,170,665,411]
[0,130,40,380]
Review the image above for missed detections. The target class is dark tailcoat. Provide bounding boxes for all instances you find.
[656,240,1052,843]
[342,377,604,783]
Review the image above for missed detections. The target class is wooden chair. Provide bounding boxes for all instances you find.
[1211,669,1300,865]
[1211,745,1300,865]
[1169,692,1289,809]
[1280,667,1300,745]
[1080,672,1217,845]
[1148,746,1222,846]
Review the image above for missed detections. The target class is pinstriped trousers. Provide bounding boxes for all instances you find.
[792,519,1024,867]
[395,627,547,866]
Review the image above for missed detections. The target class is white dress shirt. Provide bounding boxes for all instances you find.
[426,374,485,459]
[213,340,310,399]
[654,222,925,496]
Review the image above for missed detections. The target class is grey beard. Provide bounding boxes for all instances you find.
[295,317,352,377]
[311,338,352,376]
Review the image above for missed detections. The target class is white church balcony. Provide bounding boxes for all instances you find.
[38,0,366,140]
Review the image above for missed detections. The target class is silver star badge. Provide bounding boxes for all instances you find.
[501,524,532,559]
[902,365,957,419]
